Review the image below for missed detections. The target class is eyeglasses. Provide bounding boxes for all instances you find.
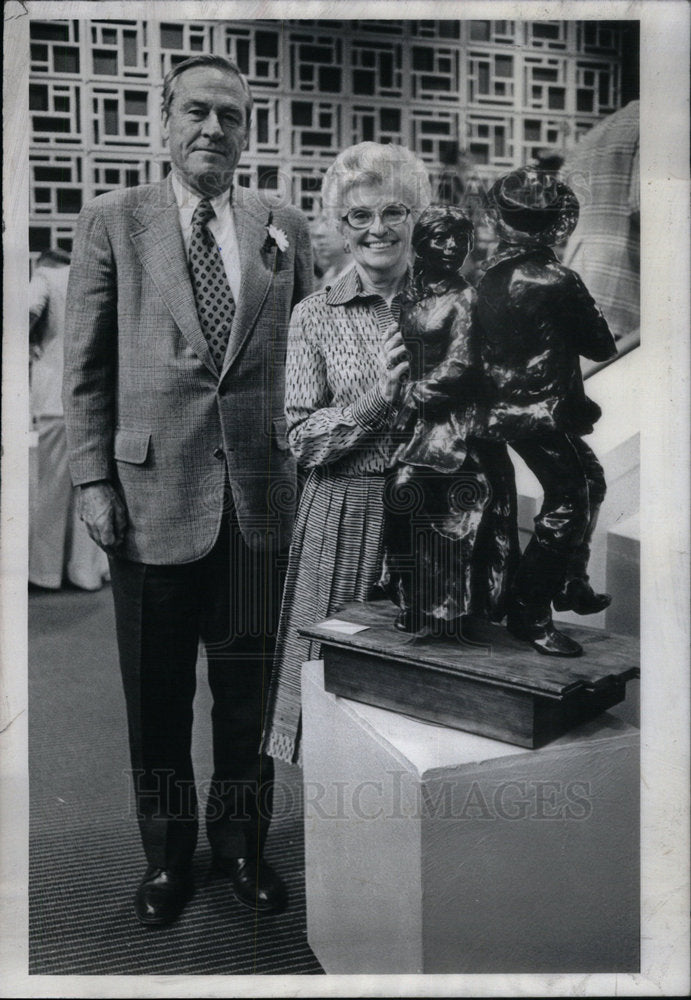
[342,204,411,230]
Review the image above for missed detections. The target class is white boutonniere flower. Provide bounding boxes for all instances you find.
[263,211,290,253]
[267,224,289,252]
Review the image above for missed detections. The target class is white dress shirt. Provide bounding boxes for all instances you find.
[171,171,242,302]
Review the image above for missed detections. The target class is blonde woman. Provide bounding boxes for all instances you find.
[263,142,432,765]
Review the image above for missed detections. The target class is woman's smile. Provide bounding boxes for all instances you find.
[362,238,398,249]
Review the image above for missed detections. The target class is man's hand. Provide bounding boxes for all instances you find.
[78,481,128,552]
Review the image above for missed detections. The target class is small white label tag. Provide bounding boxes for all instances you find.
[319,619,370,635]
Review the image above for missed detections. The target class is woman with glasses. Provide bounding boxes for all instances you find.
[262,142,432,765]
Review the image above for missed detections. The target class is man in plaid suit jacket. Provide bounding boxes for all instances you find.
[63,55,313,927]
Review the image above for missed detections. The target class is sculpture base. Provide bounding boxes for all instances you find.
[301,601,639,749]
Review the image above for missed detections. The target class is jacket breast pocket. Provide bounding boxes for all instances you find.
[114,428,151,464]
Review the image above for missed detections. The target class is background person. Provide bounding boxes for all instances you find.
[561,100,640,349]
[310,212,351,290]
[262,142,431,766]
[460,219,498,286]
[436,143,488,219]
[29,249,109,591]
[63,54,312,927]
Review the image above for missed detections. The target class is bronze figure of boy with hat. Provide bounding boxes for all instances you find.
[476,167,617,657]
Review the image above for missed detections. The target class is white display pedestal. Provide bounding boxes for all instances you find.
[302,660,639,975]
[605,513,640,728]
[606,512,640,639]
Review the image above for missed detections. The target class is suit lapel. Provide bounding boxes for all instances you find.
[222,189,275,376]
[130,177,217,377]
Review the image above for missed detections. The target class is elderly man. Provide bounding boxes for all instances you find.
[63,55,312,926]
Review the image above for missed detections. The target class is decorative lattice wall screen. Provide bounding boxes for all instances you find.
[28,18,626,254]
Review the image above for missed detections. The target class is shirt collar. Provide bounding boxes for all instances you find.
[171,170,232,217]
[325,264,411,306]
[325,265,362,305]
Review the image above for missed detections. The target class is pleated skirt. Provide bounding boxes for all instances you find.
[262,467,386,765]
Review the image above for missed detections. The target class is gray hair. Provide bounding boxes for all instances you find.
[161,54,253,125]
[321,142,433,222]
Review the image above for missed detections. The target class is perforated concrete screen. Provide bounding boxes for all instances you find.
[28,17,632,255]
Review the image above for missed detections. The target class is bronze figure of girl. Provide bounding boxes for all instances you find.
[381,204,519,636]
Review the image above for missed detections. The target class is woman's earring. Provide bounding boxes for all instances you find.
[343,241,351,254]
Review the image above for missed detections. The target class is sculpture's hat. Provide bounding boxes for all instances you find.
[488,167,579,246]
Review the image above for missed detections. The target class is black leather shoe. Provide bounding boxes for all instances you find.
[507,609,583,658]
[214,856,287,914]
[553,578,612,615]
[134,866,193,927]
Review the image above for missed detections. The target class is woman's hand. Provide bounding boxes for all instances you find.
[379,327,410,403]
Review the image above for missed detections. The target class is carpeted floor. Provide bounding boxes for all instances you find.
[28,584,324,975]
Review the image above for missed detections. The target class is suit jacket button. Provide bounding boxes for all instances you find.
[213,446,224,460]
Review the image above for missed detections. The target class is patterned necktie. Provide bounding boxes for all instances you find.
[188,198,236,371]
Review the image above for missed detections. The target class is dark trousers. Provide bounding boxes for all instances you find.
[108,510,284,873]
[509,432,606,608]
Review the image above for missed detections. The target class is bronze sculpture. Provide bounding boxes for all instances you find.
[381,204,519,636]
[477,168,617,657]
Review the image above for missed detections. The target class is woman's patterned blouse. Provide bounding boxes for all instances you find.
[285,265,406,474]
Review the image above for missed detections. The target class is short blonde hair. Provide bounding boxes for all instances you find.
[321,142,432,222]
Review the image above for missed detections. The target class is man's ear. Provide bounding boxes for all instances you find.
[161,110,169,144]
[242,116,251,151]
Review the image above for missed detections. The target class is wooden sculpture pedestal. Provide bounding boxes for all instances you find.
[301,600,639,749]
